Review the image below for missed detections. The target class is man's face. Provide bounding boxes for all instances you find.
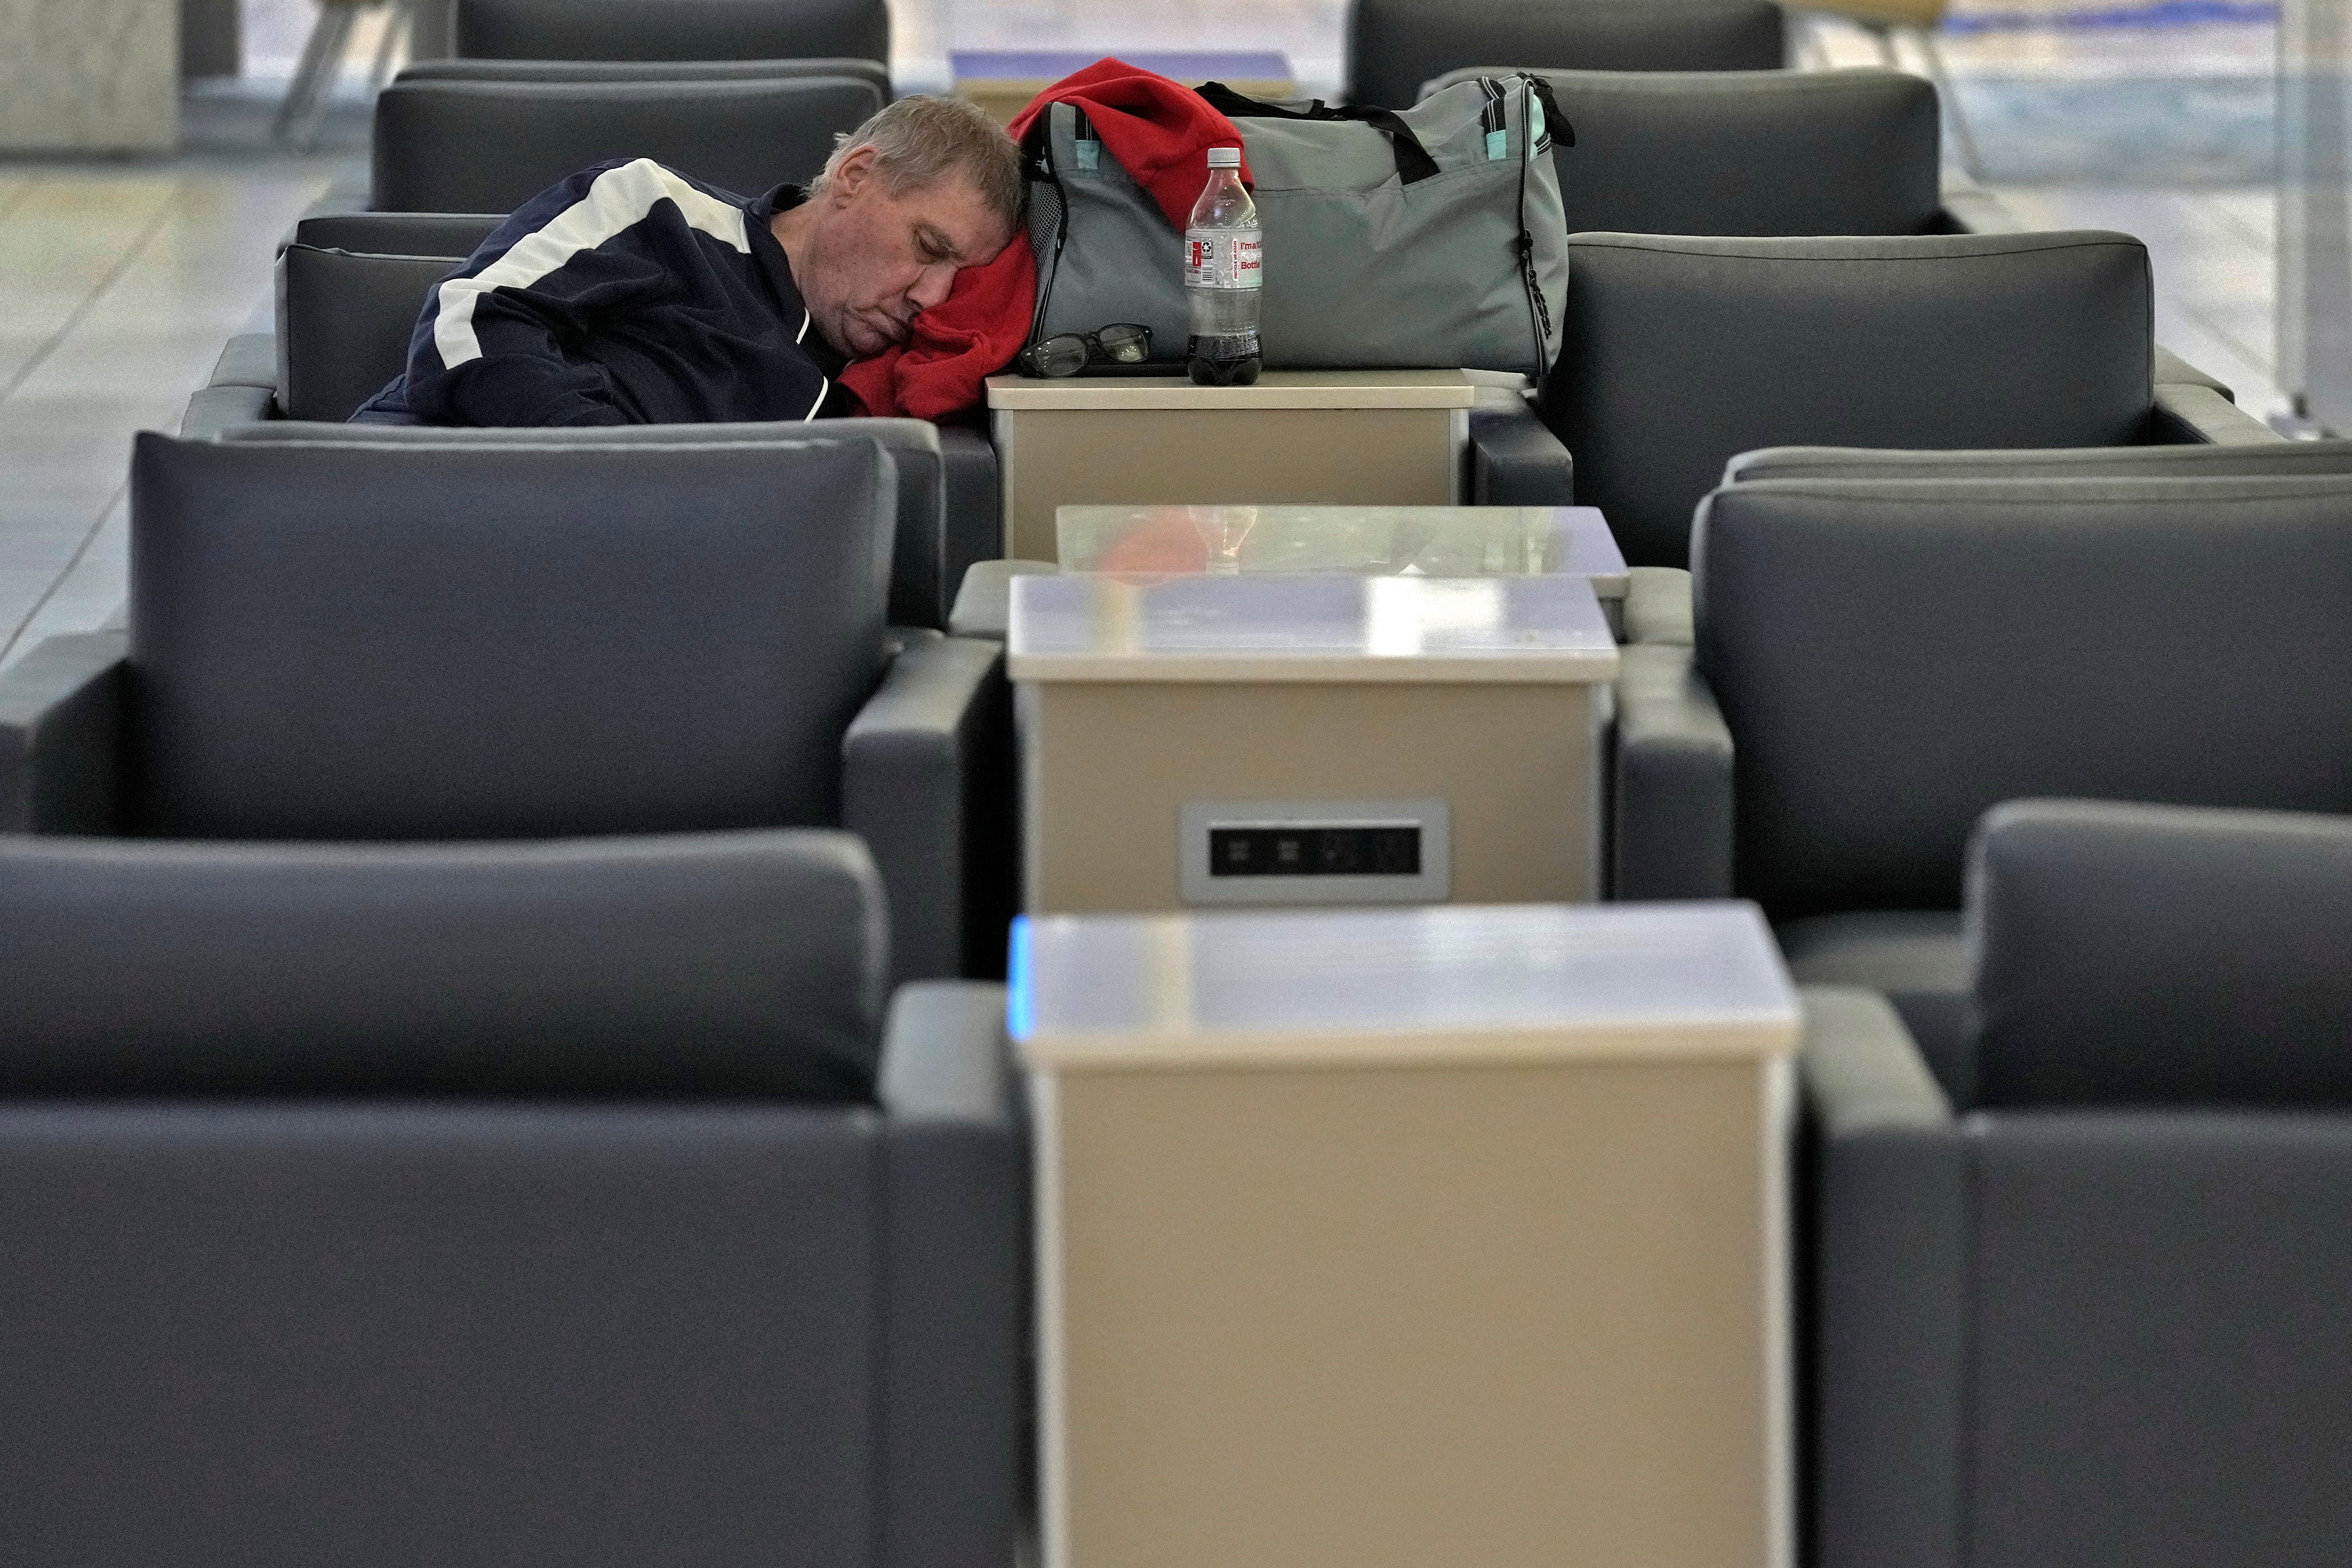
[794,146,1015,358]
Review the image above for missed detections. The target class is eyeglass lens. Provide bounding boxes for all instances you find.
[1033,335,1091,377]
[1097,324,1150,363]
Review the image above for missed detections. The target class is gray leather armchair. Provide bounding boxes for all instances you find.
[1345,0,1785,108]
[1613,470,2352,1080]
[1546,230,2276,568]
[0,433,1012,984]
[1804,798,2352,1568]
[0,828,1022,1568]
[182,226,1003,632]
[1420,67,1980,237]
[455,0,890,64]
[369,73,884,212]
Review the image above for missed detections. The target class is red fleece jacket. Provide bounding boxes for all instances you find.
[840,59,1249,421]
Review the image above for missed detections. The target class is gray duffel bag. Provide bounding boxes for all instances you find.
[1024,73,1570,376]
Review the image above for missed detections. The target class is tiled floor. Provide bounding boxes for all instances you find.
[0,162,337,667]
[0,0,2292,671]
[1998,184,2280,414]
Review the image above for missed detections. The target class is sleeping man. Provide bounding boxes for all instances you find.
[354,94,1021,426]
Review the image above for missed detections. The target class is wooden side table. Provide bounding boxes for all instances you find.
[1009,570,1620,913]
[986,370,1483,564]
[1015,898,1804,1568]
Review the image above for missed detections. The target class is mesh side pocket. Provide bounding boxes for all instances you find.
[1023,169,1066,354]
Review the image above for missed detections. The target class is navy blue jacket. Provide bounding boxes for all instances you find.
[357,158,855,426]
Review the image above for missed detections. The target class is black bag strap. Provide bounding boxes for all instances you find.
[1018,107,1072,362]
[1192,81,1329,120]
[1194,81,1441,185]
[1511,72,1562,380]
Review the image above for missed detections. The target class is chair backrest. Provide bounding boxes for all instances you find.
[1970,799,2352,1109]
[456,0,889,63]
[127,432,895,839]
[1347,0,1785,109]
[1420,67,1940,238]
[1548,231,2155,568]
[275,246,459,422]
[400,54,890,92]
[1725,438,2345,486]
[1694,474,2352,919]
[0,830,886,1099]
[370,76,884,212]
[225,417,961,629]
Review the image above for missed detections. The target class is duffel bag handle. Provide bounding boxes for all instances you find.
[1194,82,1441,185]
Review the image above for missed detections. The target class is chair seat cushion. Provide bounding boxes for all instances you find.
[1779,909,1973,1103]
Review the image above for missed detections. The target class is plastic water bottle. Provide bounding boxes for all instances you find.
[1184,146,1262,387]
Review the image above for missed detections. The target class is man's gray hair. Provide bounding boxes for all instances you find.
[809,95,1023,228]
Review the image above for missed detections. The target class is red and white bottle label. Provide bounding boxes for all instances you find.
[1186,229,1263,288]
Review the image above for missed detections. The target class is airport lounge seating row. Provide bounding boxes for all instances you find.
[176,211,1576,625]
[7,793,2348,1564]
[9,7,2349,1557]
[15,418,2345,1023]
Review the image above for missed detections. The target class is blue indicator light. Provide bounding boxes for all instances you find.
[1006,917,1034,1041]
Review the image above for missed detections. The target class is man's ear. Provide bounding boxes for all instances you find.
[829,144,879,204]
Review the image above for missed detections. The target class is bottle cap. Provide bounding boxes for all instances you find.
[1206,147,1242,168]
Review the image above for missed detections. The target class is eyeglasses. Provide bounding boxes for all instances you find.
[1021,323,1152,378]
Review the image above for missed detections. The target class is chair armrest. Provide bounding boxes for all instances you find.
[937,425,1002,595]
[1799,984,1967,1568]
[877,979,1024,1568]
[2150,383,2284,446]
[180,382,277,438]
[207,332,279,389]
[1933,185,2024,234]
[1623,566,1693,646]
[844,636,1014,986]
[1611,642,1733,900]
[280,210,500,258]
[947,558,1057,641]
[880,981,1018,1128]
[2154,344,2234,398]
[1466,393,1574,506]
[0,632,129,833]
[1803,984,1956,1134]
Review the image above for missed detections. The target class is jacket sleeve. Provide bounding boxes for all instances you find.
[400,158,753,428]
